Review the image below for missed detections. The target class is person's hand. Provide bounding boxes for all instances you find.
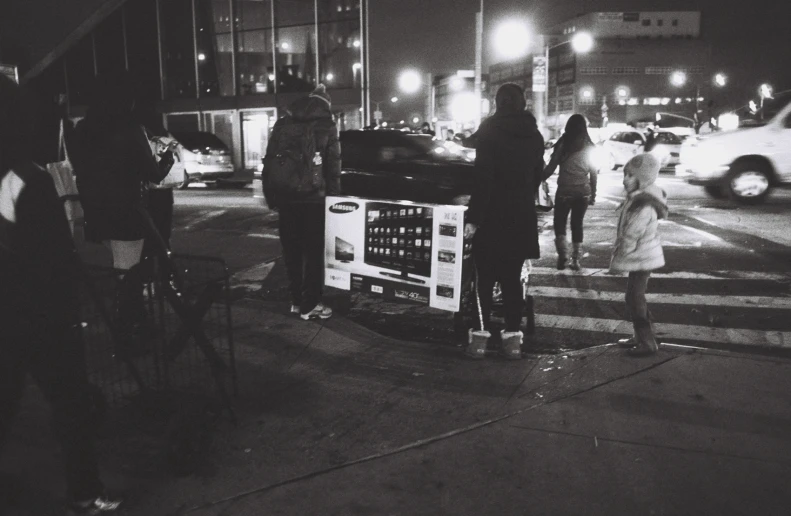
[464,223,478,240]
[589,197,596,206]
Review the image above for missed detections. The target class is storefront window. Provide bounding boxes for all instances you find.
[275,0,316,93]
[241,109,276,169]
[235,0,275,95]
[317,18,359,89]
[165,112,200,133]
[195,0,234,97]
[161,0,197,99]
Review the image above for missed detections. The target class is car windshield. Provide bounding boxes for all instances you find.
[173,132,228,150]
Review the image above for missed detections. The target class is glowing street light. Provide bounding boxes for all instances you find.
[325,72,334,82]
[412,116,420,124]
[570,31,594,53]
[714,73,727,87]
[398,70,422,94]
[390,96,399,103]
[760,83,773,99]
[670,71,687,87]
[493,20,531,60]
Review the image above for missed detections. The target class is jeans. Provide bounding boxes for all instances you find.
[626,271,658,348]
[0,319,103,502]
[278,202,326,313]
[554,195,589,243]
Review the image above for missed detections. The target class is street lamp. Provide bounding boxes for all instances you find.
[372,96,398,125]
[714,73,727,88]
[398,70,422,94]
[493,20,531,61]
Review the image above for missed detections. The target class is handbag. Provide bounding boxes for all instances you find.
[45,119,83,235]
[535,180,553,212]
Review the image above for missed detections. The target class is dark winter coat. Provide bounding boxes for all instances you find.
[264,95,341,207]
[1,162,81,324]
[466,110,545,262]
[71,115,168,242]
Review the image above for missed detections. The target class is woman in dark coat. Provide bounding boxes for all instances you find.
[72,72,169,268]
[464,83,545,359]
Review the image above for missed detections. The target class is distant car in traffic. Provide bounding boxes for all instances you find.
[600,129,683,171]
[171,131,235,188]
[677,91,791,204]
[338,130,475,205]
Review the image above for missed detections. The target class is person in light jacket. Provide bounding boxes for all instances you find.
[609,153,668,356]
[542,114,599,270]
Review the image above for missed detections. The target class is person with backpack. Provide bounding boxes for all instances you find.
[0,75,123,514]
[263,84,341,320]
[542,114,599,271]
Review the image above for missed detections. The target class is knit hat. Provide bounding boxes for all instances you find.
[309,84,331,106]
[624,153,660,188]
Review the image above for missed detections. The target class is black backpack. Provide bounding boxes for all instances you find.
[262,118,323,208]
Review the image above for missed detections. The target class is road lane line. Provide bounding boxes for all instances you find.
[534,314,791,349]
[527,266,791,281]
[530,286,791,309]
[183,209,226,230]
[247,233,280,239]
[664,220,724,242]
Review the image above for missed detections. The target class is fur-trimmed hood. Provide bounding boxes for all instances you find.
[623,184,668,219]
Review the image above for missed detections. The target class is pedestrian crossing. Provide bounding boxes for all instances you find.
[525,266,791,351]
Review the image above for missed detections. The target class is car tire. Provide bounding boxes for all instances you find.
[726,162,772,205]
[703,184,727,199]
[178,171,190,190]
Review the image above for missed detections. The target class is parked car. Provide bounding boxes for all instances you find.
[338,130,475,205]
[171,131,235,188]
[677,91,791,204]
[600,129,682,171]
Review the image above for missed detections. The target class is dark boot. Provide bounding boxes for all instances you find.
[570,242,582,271]
[113,265,157,355]
[554,237,568,270]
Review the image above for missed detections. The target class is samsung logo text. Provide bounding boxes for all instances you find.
[329,202,360,214]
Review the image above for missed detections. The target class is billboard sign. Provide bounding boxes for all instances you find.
[324,196,466,312]
[532,56,547,92]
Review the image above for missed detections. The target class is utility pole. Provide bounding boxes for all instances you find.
[473,0,483,129]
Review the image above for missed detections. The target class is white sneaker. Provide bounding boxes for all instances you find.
[300,302,333,320]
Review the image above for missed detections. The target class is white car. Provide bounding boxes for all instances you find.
[678,92,791,204]
[171,131,235,188]
[600,129,683,171]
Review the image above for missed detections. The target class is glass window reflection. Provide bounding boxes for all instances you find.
[275,0,316,93]
[196,0,234,97]
[236,0,275,95]
[161,0,197,99]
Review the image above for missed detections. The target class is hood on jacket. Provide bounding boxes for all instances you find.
[626,184,669,219]
[287,95,333,123]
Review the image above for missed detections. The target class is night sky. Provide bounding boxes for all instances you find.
[371,0,791,121]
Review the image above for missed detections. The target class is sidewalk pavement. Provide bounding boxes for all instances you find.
[3,297,791,516]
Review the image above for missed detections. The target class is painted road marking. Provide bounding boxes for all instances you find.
[529,286,791,309]
[534,314,791,349]
[247,233,280,239]
[527,266,791,282]
[183,209,226,230]
[663,220,724,242]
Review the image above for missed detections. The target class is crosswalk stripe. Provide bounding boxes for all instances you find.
[530,286,791,309]
[527,266,791,282]
[534,314,791,349]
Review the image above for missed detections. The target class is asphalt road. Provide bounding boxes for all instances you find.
[170,174,791,353]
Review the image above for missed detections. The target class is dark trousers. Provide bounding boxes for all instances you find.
[474,252,524,333]
[554,195,589,243]
[626,271,658,347]
[0,318,103,502]
[278,202,326,313]
[143,188,174,258]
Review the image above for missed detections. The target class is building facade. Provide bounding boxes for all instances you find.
[22,0,364,172]
[488,11,715,138]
